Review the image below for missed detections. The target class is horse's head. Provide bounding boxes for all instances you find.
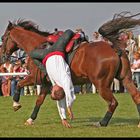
[0,19,52,65]
[0,21,18,64]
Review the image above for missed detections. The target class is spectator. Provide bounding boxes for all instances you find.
[74,85,81,94]
[2,76,10,96]
[53,28,63,36]
[53,28,59,35]
[79,83,92,94]
[10,63,18,96]
[11,60,24,96]
[16,49,27,63]
[10,51,18,63]
[131,52,140,90]
[0,76,2,96]
[22,62,35,96]
[35,85,41,95]
[79,84,87,94]
[24,85,34,96]
[113,78,120,93]
[1,60,13,96]
[125,31,137,65]
[138,34,140,48]
[92,84,97,94]
[92,31,103,42]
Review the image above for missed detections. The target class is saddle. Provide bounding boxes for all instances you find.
[44,33,82,53]
[33,30,86,75]
[45,31,64,45]
[65,33,81,53]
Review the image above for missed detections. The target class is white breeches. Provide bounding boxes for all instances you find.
[45,55,76,119]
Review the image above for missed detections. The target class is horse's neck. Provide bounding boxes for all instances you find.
[11,28,47,53]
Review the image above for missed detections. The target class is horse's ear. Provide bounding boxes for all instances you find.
[8,21,12,26]
[8,21,13,29]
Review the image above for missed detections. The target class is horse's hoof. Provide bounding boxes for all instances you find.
[92,122,101,128]
[24,120,34,126]
[137,122,140,128]
[13,104,22,111]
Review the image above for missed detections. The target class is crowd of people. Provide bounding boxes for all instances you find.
[89,30,140,94]
[0,49,41,97]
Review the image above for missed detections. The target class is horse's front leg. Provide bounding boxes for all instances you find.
[13,76,34,111]
[24,86,49,125]
[122,73,140,128]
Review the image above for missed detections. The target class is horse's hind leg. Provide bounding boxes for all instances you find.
[123,76,140,104]
[94,83,118,127]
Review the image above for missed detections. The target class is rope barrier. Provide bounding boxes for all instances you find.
[0,72,28,76]
[131,69,140,73]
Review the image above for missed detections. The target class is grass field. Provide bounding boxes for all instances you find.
[0,93,140,137]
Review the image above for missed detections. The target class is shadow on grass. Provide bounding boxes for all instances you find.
[70,116,138,127]
[40,116,138,128]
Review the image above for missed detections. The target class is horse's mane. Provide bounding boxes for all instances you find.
[12,18,51,37]
[98,11,140,42]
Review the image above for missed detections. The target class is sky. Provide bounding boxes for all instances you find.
[0,2,140,40]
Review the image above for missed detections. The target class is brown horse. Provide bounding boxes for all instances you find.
[1,19,140,128]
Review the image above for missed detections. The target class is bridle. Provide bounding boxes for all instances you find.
[2,31,10,53]
[1,30,16,63]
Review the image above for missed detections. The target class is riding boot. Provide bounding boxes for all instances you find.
[29,49,49,75]
[29,48,49,60]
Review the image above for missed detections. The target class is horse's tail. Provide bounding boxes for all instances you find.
[98,11,140,43]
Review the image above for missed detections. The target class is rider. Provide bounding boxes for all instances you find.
[29,29,76,127]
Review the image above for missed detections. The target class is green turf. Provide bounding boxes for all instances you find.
[0,93,140,137]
